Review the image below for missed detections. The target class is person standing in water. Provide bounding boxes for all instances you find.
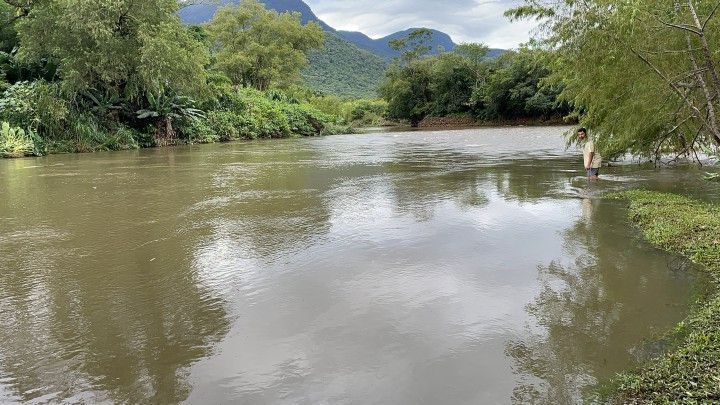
[578,127,601,180]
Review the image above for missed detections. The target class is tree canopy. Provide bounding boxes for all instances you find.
[508,0,720,159]
[10,0,208,99]
[379,30,568,126]
[206,0,324,90]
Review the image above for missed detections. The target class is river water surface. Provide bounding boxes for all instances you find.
[0,127,716,404]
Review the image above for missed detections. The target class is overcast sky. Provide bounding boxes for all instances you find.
[304,0,537,49]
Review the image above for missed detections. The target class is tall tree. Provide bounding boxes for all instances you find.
[206,0,324,90]
[12,0,209,99]
[508,0,720,159]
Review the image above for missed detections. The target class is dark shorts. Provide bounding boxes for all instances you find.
[587,168,600,177]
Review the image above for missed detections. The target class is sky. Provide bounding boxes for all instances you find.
[304,0,538,49]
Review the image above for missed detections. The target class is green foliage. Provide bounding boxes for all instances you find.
[481,49,564,120]
[303,32,388,99]
[135,91,205,146]
[191,87,339,142]
[346,99,388,126]
[205,110,255,141]
[0,120,39,157]
[0,0,353,158]
[13,0,208,99]
[510,0,720,159]
[379,39,567,126]
[0,80,68,136]
[606,191,720,402]
[206,0,324,90]
[181,116,219,144]
[379,58,433,126]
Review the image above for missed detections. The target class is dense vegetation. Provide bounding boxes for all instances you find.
[607,191,720,402]
[509,0,720,160]
[378,30,569,126]
[0,0,354,157]
[303,33,388,99]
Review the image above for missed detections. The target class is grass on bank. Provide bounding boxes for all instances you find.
[606,190,720,403]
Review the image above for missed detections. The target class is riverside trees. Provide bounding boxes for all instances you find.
[508,0,720,159]
[0,0,341,155]
[379,30,568,127]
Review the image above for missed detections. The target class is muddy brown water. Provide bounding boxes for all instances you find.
[0,127,717,404]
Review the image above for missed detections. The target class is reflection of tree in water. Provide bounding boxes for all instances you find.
[0,232,230,404]
[201,146,336,259]
[0,153,231,404]
[384,149,490,220]
[491,157,576,202]
[507,199,698,404]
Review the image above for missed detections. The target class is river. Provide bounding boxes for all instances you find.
[0,127,715,404]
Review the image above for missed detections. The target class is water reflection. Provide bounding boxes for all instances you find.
[0,152,230,404]
[507,198,700,404]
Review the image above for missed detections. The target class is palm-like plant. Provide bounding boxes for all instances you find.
[136,92,205,146]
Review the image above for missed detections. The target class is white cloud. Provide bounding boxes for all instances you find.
[304,0,536,49]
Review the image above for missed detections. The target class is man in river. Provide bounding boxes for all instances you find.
[578,127,601,180]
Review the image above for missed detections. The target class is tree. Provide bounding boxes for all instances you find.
[379,58,433,126]
[389,28,434,65]
[429,52,474,116]
[481,48,565,120]
[454,43,490,88]
[508,0,720,160]
[206,0,324,90]
[12,0,209,100]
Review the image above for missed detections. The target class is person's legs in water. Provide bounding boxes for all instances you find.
[587,168,600,180]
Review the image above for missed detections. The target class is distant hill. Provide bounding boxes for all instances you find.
[338,28,456,58]
[179,0,334,31]
[303,33,388,98]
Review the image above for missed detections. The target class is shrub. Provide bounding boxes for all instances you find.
[206,111,257,141]
[180,118,219,144]
[0,80,68,136]
[348,99,387,125]
[106,126,140,151]
[0,121,40,158]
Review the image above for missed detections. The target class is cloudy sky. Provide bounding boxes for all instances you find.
[304,0,537,49]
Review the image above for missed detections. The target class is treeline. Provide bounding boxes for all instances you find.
[379,29,570,126]
[0,0,359,158]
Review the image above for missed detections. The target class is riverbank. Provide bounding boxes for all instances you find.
[606,190,720,403]
[0,86,356,159]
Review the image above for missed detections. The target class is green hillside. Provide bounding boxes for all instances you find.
[303,33,388,99]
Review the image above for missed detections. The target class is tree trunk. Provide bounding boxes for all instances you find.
[686,35,720,145]
[688,0,720,102]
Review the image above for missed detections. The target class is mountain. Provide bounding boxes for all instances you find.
[338,28,456,59]
[303,33,388,98]
[179,0,333,30]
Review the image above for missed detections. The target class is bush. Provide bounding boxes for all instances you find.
[106,126,140,151]
[0,80,68,136]
[206,111,257,141]
[181,118,219,144]
[0,121,41,157]
[347,99,387,125]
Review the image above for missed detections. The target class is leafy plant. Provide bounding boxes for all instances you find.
[136,92,205,145]
[0,121,39,158]
[0,80,68,136]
